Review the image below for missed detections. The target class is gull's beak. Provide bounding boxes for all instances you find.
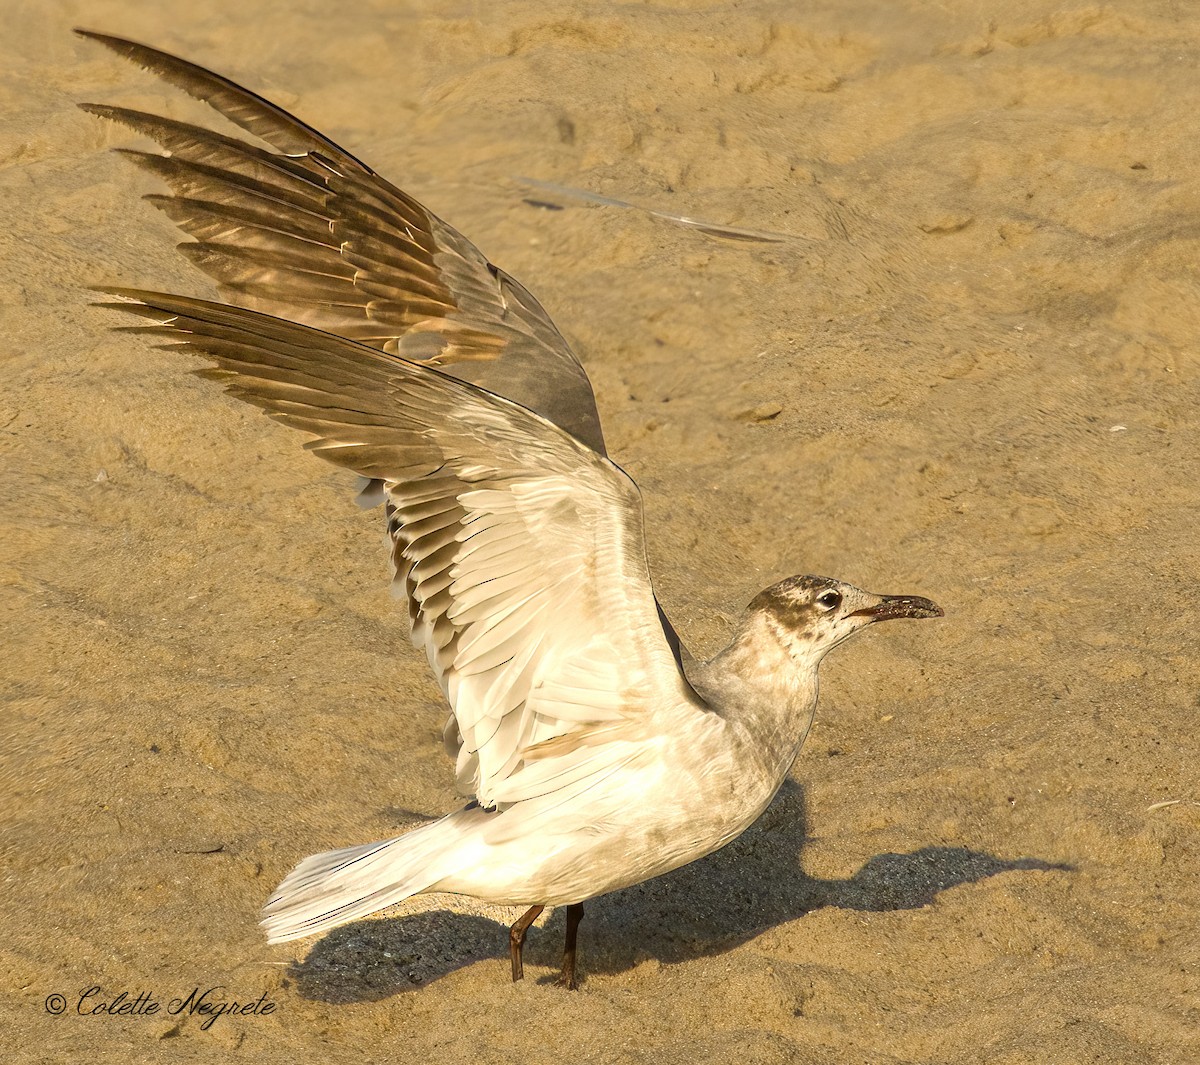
[851,594,944,623]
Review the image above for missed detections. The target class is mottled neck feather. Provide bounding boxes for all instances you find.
[684,608,822,787]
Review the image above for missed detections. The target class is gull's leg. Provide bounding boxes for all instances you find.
[509,904,544,982]
[560,902,585,990]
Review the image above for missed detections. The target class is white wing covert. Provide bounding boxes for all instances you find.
[99,290,705,809]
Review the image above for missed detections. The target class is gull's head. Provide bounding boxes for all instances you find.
[746,574,943,669]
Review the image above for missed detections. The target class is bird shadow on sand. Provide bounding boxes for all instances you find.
[287,780,1070,1002]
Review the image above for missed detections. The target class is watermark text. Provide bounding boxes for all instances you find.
[44,985,277,1031]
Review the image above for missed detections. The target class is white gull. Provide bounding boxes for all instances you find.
[79,30,943,988]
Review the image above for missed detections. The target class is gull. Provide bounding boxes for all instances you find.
[79,30,943,989]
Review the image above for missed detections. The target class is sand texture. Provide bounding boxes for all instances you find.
[3,1,1198,1062]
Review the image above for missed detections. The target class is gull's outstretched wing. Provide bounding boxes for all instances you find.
[76,29,606,455]
[98,290,706,807]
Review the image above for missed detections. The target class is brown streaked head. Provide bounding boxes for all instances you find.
[747,574,942,666]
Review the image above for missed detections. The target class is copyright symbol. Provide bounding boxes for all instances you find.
[44,993,66,1015]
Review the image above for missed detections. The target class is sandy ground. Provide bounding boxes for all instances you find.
[3,0,1199,1062]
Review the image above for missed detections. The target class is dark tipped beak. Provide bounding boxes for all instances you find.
[851,595,944,622]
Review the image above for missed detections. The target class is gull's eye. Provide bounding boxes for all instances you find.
[816,590,842,611]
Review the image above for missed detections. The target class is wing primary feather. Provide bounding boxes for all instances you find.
[114,149,331,215]
[78,104,323,189]
[75,29,370,168]
[145,194,338,250]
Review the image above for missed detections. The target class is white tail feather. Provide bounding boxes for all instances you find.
[261,817,470,943]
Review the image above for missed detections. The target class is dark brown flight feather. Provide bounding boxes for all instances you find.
[76,29,606,454]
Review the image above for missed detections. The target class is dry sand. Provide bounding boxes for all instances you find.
[3,1,1198,1062]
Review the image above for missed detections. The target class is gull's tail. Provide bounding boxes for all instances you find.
[261,814,477,943]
